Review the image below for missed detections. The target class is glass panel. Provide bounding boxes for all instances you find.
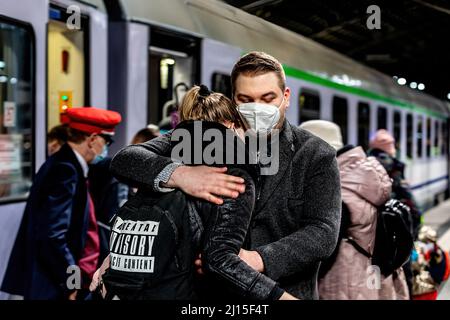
[357,102,371,151]
[442,121,448,156]
[417,115,423,158]
[211,72,231,99]
[393,111,401,151]
[406,114,413,159]
[332,96,348,145]
[426,118,431,158]
[377,106,387,129]
[299,88,320,124]
[0,19,34,202]
[433,120,440,156]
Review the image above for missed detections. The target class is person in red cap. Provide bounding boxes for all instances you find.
[1,107,121,300]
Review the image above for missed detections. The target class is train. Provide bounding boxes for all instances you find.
[0,0,449,296]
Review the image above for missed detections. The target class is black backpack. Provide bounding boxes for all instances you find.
[371,199,414,277]
[101,190,200,300]
[319,199,414,279]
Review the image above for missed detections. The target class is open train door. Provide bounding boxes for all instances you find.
[46,0,108,145]
[147,27,200,133]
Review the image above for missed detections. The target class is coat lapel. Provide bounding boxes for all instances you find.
[255,121,295,213]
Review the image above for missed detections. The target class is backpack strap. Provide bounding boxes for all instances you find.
[341,202,372,259]
[319,201,351,278]
[345,237,372,259]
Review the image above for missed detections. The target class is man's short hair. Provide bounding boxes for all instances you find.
[66,127,90,144]
[231,51,286,95]
[47,124,69,144]
[131,128,158,145]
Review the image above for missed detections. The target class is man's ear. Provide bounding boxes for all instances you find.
[87,134,97,148]
[284,87,291,107]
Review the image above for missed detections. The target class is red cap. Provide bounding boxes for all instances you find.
[66,107,122,135]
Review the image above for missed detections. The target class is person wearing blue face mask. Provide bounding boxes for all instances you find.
[1,107,121,300]
[91,144,109,165]
[104,52,341,300]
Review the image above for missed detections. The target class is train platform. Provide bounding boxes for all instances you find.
[423,200,450,300]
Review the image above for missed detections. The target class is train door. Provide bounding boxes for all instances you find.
[147,27,200,132]
[47,4,89,137]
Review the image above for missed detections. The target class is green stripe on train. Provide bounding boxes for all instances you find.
[283,65,447,120]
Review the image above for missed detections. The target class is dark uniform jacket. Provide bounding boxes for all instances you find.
[1,144,90,299]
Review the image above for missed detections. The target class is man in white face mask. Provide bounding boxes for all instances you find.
[106,52,341,300]
[234,65,289,133]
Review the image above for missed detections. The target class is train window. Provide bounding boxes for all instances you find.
[332,96,348,144]
[299,88,320,124]
[357,102,371,151]
[417,115,423,158]
[433,120,440,157]
[0,19,34,202]
[406,114,414,158]
[211,72,231,98]
[442,121,448,155]
[377,106,387,129]
[393,111,401,150]
[426,118,431,158]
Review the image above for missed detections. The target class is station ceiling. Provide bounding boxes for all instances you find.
[223,0,450,101]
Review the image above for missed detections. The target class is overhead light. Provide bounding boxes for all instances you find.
[0,61,5,69]
[161,58,175,66]
[397,78,406,85]
[393,76,398,80]
[10,77,17,84]
[150,46,188,58]
[410,82,417,89]
[331,74,362,87]
[447,93,450,100]
[418,83,425,91]
[0,76,8,83]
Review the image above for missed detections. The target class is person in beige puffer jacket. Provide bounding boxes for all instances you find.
[300,120,409,300]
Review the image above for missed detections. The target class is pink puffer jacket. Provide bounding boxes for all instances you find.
[319,146,392,300]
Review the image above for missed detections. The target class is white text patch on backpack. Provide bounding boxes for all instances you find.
[109,217,159,273]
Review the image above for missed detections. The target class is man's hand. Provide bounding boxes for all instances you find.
[164,166,246,205]
[239,249,265,273]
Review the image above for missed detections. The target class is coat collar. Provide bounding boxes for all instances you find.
[55,143,86,180]
[72,149,89,178]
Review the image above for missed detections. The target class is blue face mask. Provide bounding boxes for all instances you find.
[91,145,108,165]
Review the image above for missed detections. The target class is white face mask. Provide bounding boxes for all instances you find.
[238,97,284,133]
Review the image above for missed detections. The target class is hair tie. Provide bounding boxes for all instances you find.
[198,84,211,98]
